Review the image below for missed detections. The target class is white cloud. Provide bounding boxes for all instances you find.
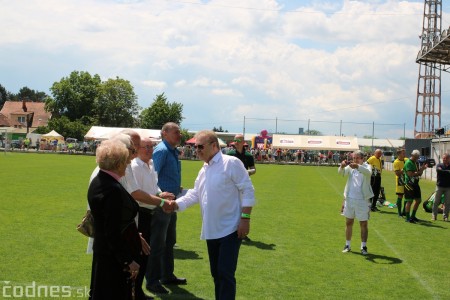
[0,0,446,138]
[141,80,167,90]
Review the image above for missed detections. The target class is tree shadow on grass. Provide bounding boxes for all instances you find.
[241,238,276,250]
[174,248,203,260]
[159,285,206,300]
[363,253,402,264]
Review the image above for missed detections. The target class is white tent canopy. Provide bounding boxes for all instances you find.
[272,134,359,151]
[42,130,64,140]
[84,126,161,141]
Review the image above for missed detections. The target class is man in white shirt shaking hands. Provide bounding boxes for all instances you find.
[172,130,255,300]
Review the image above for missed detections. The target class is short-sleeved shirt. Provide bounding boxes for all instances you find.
[367,155,382,176]
[153,140,181,195]
[404,159,419,185]
[227,149,255,170]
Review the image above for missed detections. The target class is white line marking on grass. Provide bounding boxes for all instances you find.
[372,229,438,299]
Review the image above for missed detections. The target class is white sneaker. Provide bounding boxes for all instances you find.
[342,245,351,253]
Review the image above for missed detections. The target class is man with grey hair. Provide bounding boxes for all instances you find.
[432,153,450,221]
[367,149,383,212]
[403,149,428,223]
[173,130,255,300]
[339,150,374,255]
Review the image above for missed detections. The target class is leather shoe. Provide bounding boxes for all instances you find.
[161,277,187,285]
[147,284,169,294]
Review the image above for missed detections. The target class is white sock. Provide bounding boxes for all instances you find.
[361,242,367,248]
[346,240,351,247]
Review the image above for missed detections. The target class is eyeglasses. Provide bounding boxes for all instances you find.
[128,147,137,154]
[140,145,154,151]
[194,142,212,150]
[234,139,242,142]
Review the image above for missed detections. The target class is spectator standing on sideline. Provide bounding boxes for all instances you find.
[432,153,450,222]
[393,148,408,217]
[131,137,175,297]
[174,130,255,300]
[367,149,383,212]
[339,150,373,255]
[403,150,428,223]
[150,122,187,290]
[227,134,256,176]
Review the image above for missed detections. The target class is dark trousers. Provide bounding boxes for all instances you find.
[206,231,242,300]
[136,207,153,299]
[145,208,177,286]
[370,175,382,209]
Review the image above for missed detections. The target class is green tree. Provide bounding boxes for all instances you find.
[16,87,48,102]
[305,129,322,136]
[212,126,228,132]
[47,71,101,121]
[0,84,10,107]
[363,135,377,139]
[43,116,90,140]
[139,93,183,129]
[95,77,140,127]
[180,128,192,145]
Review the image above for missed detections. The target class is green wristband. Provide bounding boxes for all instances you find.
[241,213,251,219]
[160,199,165,207]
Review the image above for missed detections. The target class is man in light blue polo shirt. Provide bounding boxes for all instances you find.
[146,122,186,294]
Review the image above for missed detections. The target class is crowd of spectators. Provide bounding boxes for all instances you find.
[178,144,363,165]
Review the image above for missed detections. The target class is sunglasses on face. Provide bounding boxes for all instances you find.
[194,144,206,150]
[234,139,242,142]
[194,142,213,150]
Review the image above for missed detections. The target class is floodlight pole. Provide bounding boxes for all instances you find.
[243,116,246,137]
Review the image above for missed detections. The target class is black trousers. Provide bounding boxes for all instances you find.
[370,175,381,209]
[136,207,153,299]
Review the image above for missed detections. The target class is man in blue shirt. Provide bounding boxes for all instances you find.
[146,122,186,295]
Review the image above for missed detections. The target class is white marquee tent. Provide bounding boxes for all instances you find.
[84,126,161,141]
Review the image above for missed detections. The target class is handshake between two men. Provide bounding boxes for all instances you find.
[158,191,180,213]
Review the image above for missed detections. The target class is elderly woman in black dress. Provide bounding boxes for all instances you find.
[88,139,149,300]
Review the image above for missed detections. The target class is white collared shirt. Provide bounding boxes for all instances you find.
[176,151,255,240]
[131,157,161,209]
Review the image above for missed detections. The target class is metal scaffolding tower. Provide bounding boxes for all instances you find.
[414,0,442,138]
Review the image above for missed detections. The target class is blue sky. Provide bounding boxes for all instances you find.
[1,0,449,138]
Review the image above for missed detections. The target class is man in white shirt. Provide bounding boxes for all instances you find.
[338,150,374,256]
[174,130,255,300]
[131,137,175,297]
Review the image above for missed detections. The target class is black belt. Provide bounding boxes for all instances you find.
[139,207,154,214]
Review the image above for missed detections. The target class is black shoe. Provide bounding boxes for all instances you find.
[405,218,416,224]
[147,284,169,294]
[161,277,187,285]
[371,207,379,212]
[361,246,368,255]
[342,245,351,253]
[411,217,420,222]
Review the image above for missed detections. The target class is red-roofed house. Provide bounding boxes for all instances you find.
[0,100,52,139]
